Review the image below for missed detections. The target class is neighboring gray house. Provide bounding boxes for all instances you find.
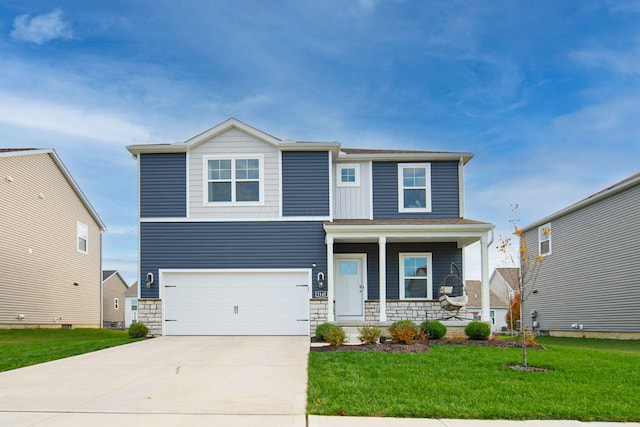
[0,149,106,328]
[522,172,640,339]
[102,270,128,329]
[126,118,495,337]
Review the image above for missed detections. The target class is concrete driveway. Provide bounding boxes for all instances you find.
[0,336,309,427]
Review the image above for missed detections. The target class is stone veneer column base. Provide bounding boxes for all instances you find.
[137,299,162,337]
[309,299,328,336]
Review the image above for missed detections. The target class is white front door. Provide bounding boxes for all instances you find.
[335,254,366,321]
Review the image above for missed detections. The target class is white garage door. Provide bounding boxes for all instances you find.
[162,269,310,336]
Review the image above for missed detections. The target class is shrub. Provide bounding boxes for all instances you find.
[323,324,346,346]
[420,320,447,339]
[128,322,149,338]
[315,322,333,341]
[358,324,381,344]
[389,320,420,344]
[465,321,491,340]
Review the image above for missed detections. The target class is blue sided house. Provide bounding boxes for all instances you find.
[126,118,494,336]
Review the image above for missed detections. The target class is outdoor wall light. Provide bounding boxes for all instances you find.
[17,314,25,320]
[317,272,325,288]
[146,272,154,288]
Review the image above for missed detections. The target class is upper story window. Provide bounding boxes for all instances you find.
[77,222,88,254]
[399,253,433,299]
[538,222,552,256]
[337,163,360,187]
[398,163,431,212]
[205,155,263,205]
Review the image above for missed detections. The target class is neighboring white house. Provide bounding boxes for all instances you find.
[124,281,138,328]
[465,269,515,332]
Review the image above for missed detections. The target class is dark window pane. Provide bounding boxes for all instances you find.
[404,189,426,208]
[209,182,231,202]
[236,181,259,201]
[405,278,427,298]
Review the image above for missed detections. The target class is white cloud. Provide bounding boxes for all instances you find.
[0,92,151,144]
[571,43,640,76]
[11,8,73,45]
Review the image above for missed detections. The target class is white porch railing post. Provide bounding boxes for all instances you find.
[379,236,387,322]
[327,235,335,322]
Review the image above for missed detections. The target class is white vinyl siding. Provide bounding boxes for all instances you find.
[398,163,432,213]
[189,128,280,219]
[334,162,371,219]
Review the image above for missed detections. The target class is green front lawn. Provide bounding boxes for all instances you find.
[0,328,141,372]
[307,337,640,421]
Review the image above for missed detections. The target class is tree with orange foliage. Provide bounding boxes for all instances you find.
[505,291,521,331]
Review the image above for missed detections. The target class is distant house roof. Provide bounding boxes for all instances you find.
[124,282,138,297]
[494,268,520,290]
[102,270,118,281]
[522,172,640,232]
[466,280,510,308]
[0,148,106,231]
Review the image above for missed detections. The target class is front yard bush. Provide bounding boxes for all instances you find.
[128,322,149,338]
[358,324,381,344]
[323,324,347,346]
[420,320,447,339]
[315,322,333,341]
[465,321,491,340]
[389,320,420,344]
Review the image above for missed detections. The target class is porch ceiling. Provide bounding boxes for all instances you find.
[324,218,494,248]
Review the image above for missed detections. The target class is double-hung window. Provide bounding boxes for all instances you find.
[538,222,552,256]
[399,253,433,299]
[398,163,431,212]
[77,222,88,254]
[205,156,263,204]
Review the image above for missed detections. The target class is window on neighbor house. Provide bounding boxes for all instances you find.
[77,222,88,254]
[490,310,496,325]
[131,300,138,311]
[206,156,262,204]
[114,298,119,310]
[337,164,360,187]
[400,253,432,299]
[398,163,431,212]
[538,222,552,256]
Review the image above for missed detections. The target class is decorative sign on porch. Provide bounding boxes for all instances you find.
[314,291,328,298]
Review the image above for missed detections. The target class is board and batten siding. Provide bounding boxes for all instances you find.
[282,151,330,217]
[139,221,327,299]
[188,128,280,219]
[523,183,640,333]
[333,162,371,219]
[372,161,460,219]
[0,153,101,326]
[140,152,187,218]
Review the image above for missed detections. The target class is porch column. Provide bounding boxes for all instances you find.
[326,235,335,322]
[378,236,387,322]
[481,233,491,322]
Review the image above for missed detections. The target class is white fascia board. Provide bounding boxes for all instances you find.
[185,118,282,150]
[140,216,332,222]
[324,223,494,234]
[126,143,186,157]
[278,141,341,154]
[521,173,640,232]
[336,151,474,164]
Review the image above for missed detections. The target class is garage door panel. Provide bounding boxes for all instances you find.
[163,270,310,336]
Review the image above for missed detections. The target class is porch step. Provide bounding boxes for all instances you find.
[342,326,361,345]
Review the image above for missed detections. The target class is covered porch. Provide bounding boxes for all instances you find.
[319,219,494,331]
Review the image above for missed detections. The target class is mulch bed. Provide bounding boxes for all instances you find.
[310,339,545,353]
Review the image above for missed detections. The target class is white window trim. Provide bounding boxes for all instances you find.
[76,221,88,254]
[399,252,433,300]
[538,222,552,256]
[398,163,432,213]
[337,163,360,187]
[202,154,265,206]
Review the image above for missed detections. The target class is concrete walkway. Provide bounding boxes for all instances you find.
[0,336,637,426]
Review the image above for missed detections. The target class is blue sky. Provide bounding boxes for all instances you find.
[1,1,639,285]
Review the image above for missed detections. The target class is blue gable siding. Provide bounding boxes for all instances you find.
[140,221,327,298]
[282,151,330,216]
[386,242,462,300]
[372,161,459,219]
[140,153,187,218]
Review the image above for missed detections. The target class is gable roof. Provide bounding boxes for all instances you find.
[466,280,510,308]
[102,270,117,281]
[522,172,640,232]
[0,149,106,231]
[126,118,474,163]
[494,268,520,290]
[124,281,138,297]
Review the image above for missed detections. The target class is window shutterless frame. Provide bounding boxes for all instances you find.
[203,154,264,206]
[399,252,433,299]
[336,163,360,187]
[398,163,432,213]
[76,221,88,254]
[538,222,552,256]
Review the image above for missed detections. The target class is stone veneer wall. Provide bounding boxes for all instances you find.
[365,300,463,322]
[137,299,162,336]
[309,299,328,336]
